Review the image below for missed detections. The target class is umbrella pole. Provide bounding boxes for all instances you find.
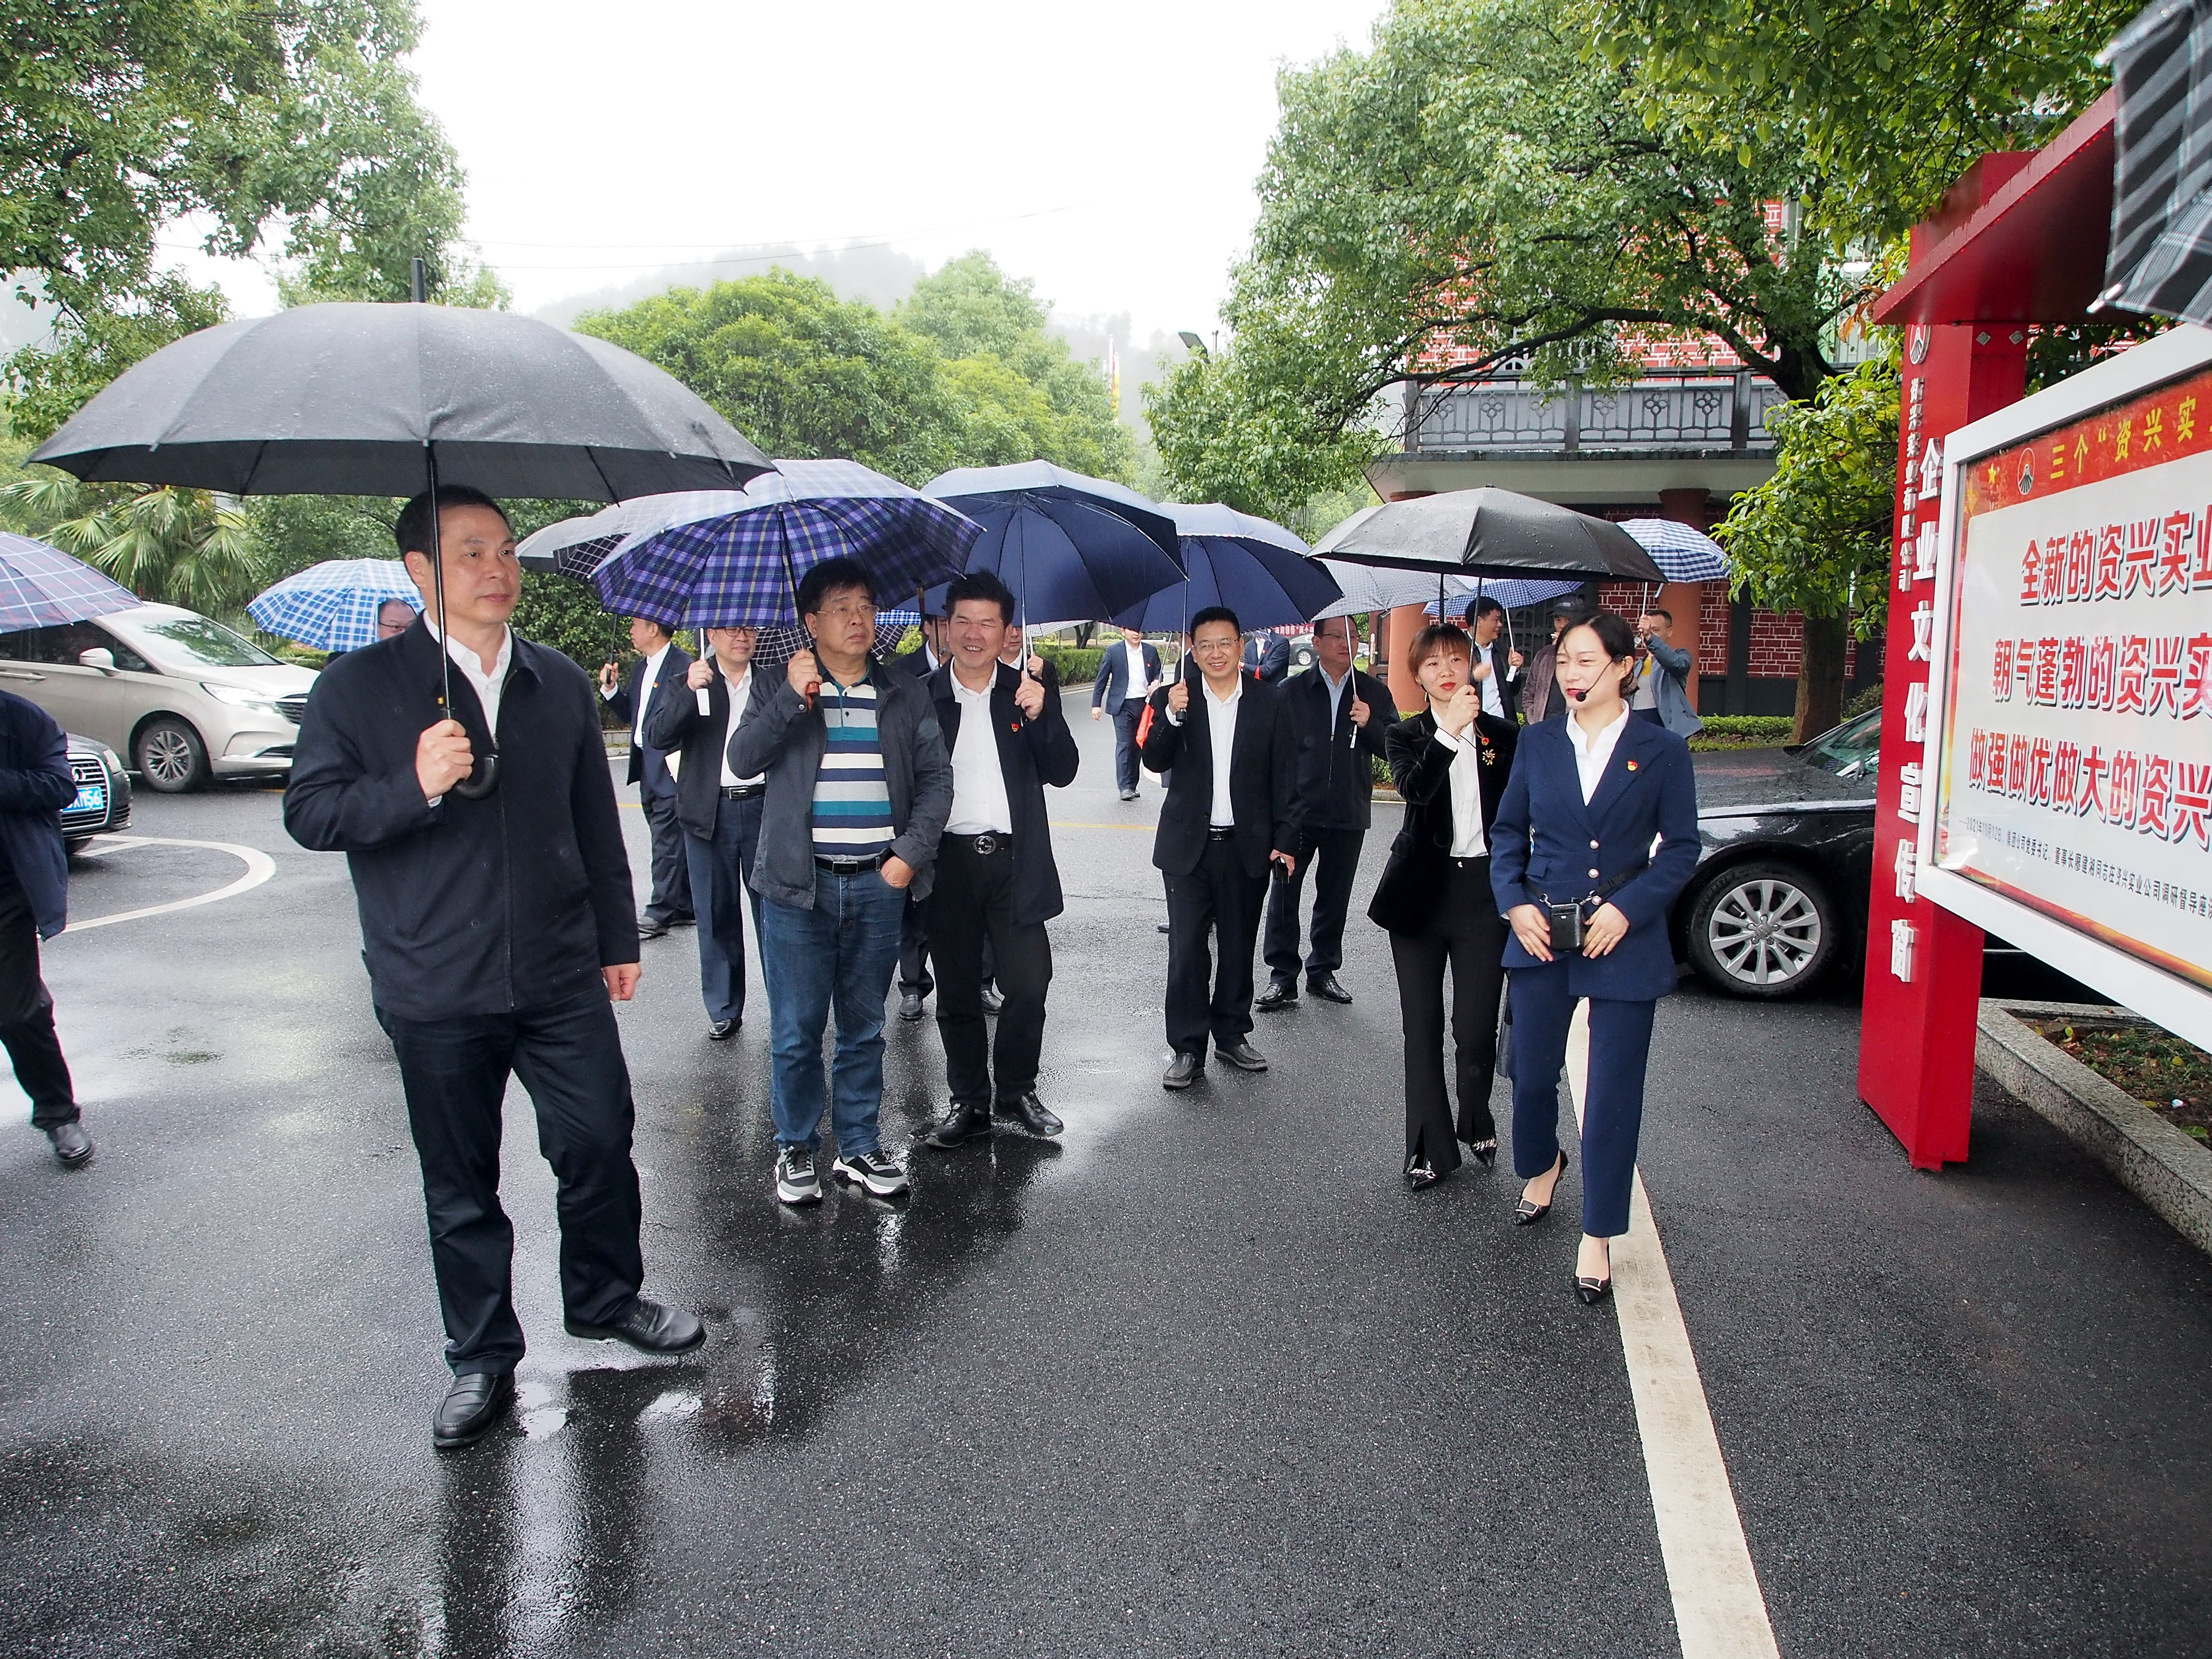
[428,447,499,799]
[781,536,817,706]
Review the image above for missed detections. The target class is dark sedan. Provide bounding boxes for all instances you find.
[63,730,132,854]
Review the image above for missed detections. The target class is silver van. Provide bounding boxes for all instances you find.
[0,603,317,792]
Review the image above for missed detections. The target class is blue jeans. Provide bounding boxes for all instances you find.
[758,866,907,1155]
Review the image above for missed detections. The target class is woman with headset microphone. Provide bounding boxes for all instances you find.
[1487,611,1699,1303]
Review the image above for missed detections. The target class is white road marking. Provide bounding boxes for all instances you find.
[60,835,277,932]
[1566,1001,1780,1659]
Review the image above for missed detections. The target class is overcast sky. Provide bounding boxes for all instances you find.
[178,0,1388,343]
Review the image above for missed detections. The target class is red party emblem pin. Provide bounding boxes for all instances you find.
[1626,759,1639,771]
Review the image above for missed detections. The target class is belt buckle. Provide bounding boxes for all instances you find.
[974,832,999,855]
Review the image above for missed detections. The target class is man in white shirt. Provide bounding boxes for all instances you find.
[598,617,694,938]
[1467,596,1524,721]
[919,572,1080,1147]
[1090,626,1162,800]
[644,624,765,1039]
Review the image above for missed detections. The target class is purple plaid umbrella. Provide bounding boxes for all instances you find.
[0,532,139,628]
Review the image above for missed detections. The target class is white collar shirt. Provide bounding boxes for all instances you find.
[1429,721,1489,858]
[718,664,761,787]
[1204,675,1241,827]
[1565,704,1632,804]
[424,619,513,735]
[631,642,671,748]
[946,670,1014,835]
[1317,664,1350,725]
[1124,639,1151,700]
[1476,640,1505,717]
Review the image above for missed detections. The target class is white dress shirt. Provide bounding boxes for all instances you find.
[1477,643,1505,718]
[1122,639,1152,703]
[946,670,1014,835]
[1203,675,1241,827]
[627,642,672,748]
[718,665,762,787]
[1565,704,1632,803]
[1429,721,1489,857]
[424,618,513,734]
[1316,664,1350,726]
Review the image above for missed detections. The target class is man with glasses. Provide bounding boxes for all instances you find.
[729,557,951,1205]
[1143,606,1300,1089]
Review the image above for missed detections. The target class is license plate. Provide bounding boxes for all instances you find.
[70,784,105,814]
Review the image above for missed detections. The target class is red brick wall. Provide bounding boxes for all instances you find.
[1585,579,1855,681]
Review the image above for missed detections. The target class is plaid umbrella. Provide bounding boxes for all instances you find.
[0,532,139,629]
[1616,518,1729,583]
[583,460,977,629]
[1422,577,1587,616]
[247,558,421,651]
[2101,0,2212,324]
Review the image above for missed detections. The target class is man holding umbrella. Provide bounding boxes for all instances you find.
[288,485,705,1452]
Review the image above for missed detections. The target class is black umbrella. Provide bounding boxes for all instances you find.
[2100,0,2212,324]
[1311,487,1664,585]
[28,295,773,794]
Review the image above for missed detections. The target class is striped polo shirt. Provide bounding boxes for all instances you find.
[811,673,895,859]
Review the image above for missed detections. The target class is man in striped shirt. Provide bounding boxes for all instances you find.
[730,556,952,1207]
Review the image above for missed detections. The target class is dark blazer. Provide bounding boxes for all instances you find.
[1472,638,1522,722]
[1281,665,1394,834]
[1368,708,1519,935]
[1141,677,1298,878]
[1487,711,1700,1000]
[929,659,1081,926]
[1092,638,1162,709]
[1243,633,1289,683]
[888,646,937,682]
[285,619,637,1021]
[642,661,763,841]
[0,691,73,938]
[603,644,692,796]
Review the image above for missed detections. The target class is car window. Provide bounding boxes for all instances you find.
[1799,709,1883,779]
[90,625,153,673]
[118,614,280,669]
[0,623,109,665]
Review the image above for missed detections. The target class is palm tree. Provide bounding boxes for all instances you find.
[0,474,263,618]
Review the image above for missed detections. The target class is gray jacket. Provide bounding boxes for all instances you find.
[727,658,953,909]
[1636,636,1704,737]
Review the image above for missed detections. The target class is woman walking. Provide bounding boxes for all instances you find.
[1489,612,1699,1302]
[1370,621,1519,1188]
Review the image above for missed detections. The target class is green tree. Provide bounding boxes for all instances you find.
[1145,348,1381,524]
[0,469,262,617]
[1713,359,1899,737]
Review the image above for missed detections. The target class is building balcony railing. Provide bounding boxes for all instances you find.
[1405,369,1790,455]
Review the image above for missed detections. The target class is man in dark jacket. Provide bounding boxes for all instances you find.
[1257,615,1393,1010]
[1243,630,1290,683]
[287,485,703,1453]
[919,571,1081,1149]
[643,623,764,1039]
[599,617,694,938]
[1144,606,1300,1089]
[0,692,91,1166]
[729,555,952,1208]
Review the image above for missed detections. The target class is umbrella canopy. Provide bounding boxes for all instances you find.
[1310,557,1480,620]
[1312,487,1664,583]
[586,459,978,630]
[247,559,421,652]
[1111,503,1341,633]
[1422,577,1588,617]
[0,532,139,630]
[923,460,1184,624]
[1616,518,1729,583]
[2100,0,2212,325]
[27,303,772,500]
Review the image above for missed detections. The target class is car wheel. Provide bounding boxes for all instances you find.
[1686,860,1838,998]
[133,717,209,793]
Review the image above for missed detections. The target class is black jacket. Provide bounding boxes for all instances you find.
[603,644,692,797]
[0,691,73,938]
[1472,638,1521,722]
[1141,676,1299,878]
[888,646,937,682]
[1281,665,1395,835]
[1242,633,1289,683]
[641,661,762,842]
[285,619,637,1020]
[929,659,1081,926]
[1368,708,1518,935]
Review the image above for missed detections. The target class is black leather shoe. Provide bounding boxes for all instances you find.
[980,981,1005,1015]
[1514,1151,1568,1226]
[926,1101,992,1148]
[1575,1274,1614,1305]
[1215,1041,1268,1072]
[1467,1137,1499,1170]
[637,914,670,940]
[707,1017,738,1041]
[898,990,926,1022]
[565,1297,705,1354]
[1155,923,1170,935]
[433,1369,515,1450]
[1405,1156,1442,1190]
[46,1122,92,1167]
[1307,974,1352,1004]
[1254,982,1297,1012]
[1162,1051,1202,1090]
[997,1093,1064,1137]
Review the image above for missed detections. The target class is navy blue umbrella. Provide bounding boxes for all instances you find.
[1111,503,1342,634]
[923,461,1184,626]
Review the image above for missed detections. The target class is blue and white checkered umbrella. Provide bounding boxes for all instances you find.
[0,532,138,629]
[1616,518,1729,582]
[1421,577,1588,616]
[248,558,421,651]
[575,459,978,630]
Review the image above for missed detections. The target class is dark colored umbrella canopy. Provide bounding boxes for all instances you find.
[1310,487,1664,584]
[26,303,772,501]
[1112,503,1340,633]
[2101,0,2212,324]
[924,461,1185,623]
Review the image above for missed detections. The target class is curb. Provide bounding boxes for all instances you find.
[1976,998,2212,1257]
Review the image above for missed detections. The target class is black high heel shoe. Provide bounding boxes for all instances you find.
[1513,1151,1567,1226]
[1469,1138,1498,1170]
[1575,1239,1612,1303]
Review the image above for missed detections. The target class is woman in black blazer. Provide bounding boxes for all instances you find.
[1488,612,1700,1303]
[1369,621,1519,1188]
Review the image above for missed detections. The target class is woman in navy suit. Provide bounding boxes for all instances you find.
[1489,612,1699,1303]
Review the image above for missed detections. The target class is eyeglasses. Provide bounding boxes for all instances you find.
[1191,637,1239,655]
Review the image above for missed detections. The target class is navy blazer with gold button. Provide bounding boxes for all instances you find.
[1487,710,1700,1000]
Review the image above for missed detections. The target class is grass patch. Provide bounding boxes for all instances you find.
[1688,715,1796,750]
[2033,1020,2212,1142]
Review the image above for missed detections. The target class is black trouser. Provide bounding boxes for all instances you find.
[898,890,934,998]
[1387,857,1506,1175]
[0,885,74,1128]
[1113,698,1146,792]
[376,986,644,1376]
[1163,835,1269,1058]
[639,787,694,925]
[684,790,763,1023]
[1262,823,1364,988]
[931,838,1053,1106]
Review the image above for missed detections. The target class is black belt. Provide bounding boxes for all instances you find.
[719,783,763,799]
[815,849,890,874]
[1206,825,1236,841]
[946,831,1010,855]
[1449,854,1489,869]
[1526,862,1646,910]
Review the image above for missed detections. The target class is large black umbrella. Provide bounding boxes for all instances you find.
[27,299,773,793]
[1311,487,1664,585]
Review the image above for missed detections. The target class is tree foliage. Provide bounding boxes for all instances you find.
[1145,349,1382,525]
[0,469,260,617]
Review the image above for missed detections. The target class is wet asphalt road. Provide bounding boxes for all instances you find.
[2,690,2209,1658]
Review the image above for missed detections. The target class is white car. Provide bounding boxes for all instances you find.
[0,603,317,792]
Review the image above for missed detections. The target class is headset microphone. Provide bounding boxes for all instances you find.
[1572,685,1591,701]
